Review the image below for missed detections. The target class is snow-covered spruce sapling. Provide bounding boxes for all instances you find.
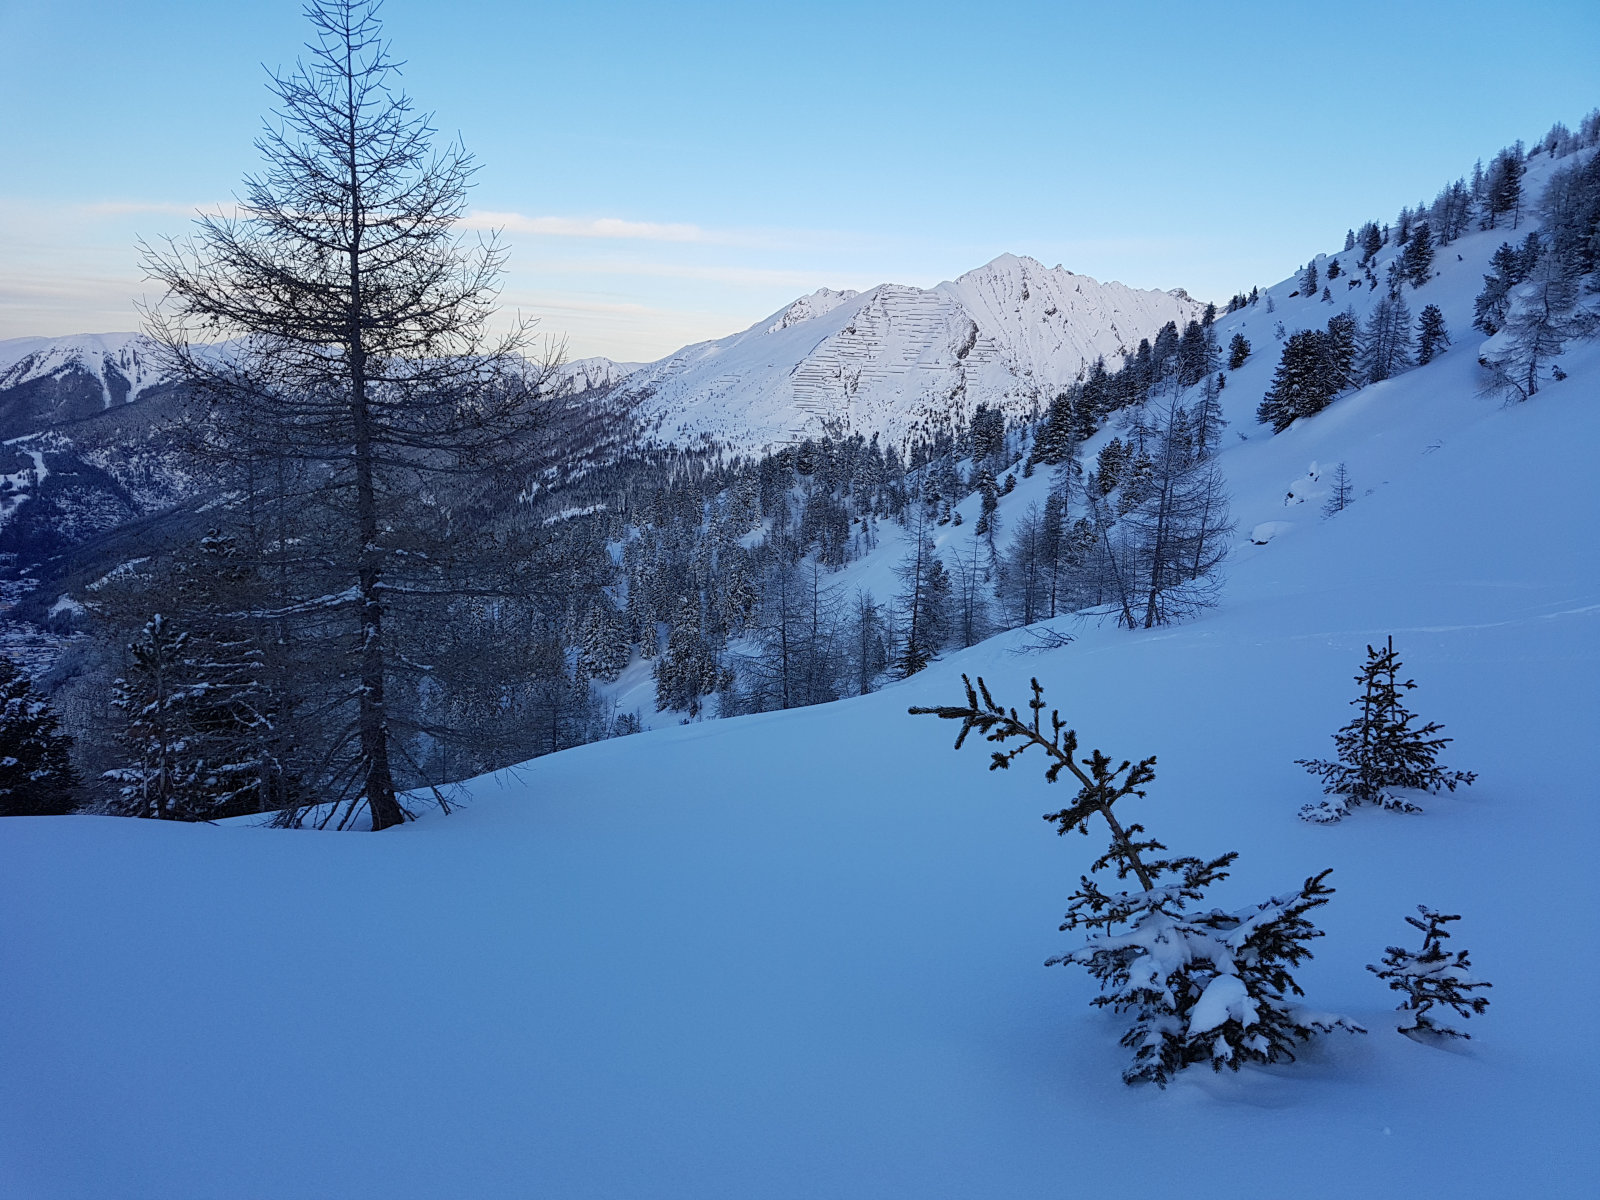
[911,675,1362,1087]
[1369,907,1491,1039]
[1297,637,1475,823]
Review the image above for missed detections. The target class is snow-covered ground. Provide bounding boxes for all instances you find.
[3,150,1598,1196]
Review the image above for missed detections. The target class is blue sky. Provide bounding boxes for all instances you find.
[1,0,1595,361]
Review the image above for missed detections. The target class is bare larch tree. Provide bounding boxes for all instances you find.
[142,0,554,829]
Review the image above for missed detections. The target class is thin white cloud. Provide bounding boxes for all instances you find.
[77,200,225,218]
[463,211,722,244]
[523,256,868,291]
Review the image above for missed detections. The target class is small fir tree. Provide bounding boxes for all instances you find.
[1485,145,1525,230]
[1472,240,1533,335]
[1227,333,1251,370]
[1401,221,1434,287]
[911,675,1361,1087]
[1359,222,1384,267]
[1322,462,1354,516]
[0,656,79,816]
[1368,907,1491,1039]
[1297,637,1476,823]
[1416,304,1450,364]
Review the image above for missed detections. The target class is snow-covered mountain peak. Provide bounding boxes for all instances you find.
[553,356,642,395]
[949,252,1062,287]
[766,287,861,334]
[0,331,169,409]
[613,257,1203,452]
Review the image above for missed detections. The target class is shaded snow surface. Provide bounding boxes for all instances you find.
[5,148,1600,1194]
[3,378,1598,1197]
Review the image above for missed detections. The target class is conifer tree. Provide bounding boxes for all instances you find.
[578,598,630,682]
[1357,293,1414,384]
[1485,144,1526,230]
[141,0,553,829]
[1482,252,1597,401]
[1094,437,1127,494]
[1322,462,1354,517]
[1359,222,1384,267]
[1177,319,1210,388]
[1029,392,1077,467]
[1191,365,1227,459]
[1115,449,1155,516]
[1257,329,1336,432]
[1227,332,1251,370]
[1297,637,1476,823]
[1473,240,1532,335]
[1300,262,1320,296]
[999,503,1051,628]
[1401,222,1434,288]
[910,675,1361,1086]
[1324,310,1360,391]
[1539,151,1600,279]
[848,589,887,696]
[653,598,722,717]
[892,511,950,677]
[1127,401,1231,628]
[1416,305,1450,365]
[739,560,845,712]
[0,656,79,816]
[1368,907,1491,1038]
[106,615,206,819]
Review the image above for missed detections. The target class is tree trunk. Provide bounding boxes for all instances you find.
[345,69,403,833]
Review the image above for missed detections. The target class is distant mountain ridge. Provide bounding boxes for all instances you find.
[0,333,174,441]
[0,255,1197,455]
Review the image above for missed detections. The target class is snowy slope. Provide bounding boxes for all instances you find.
[4,150,1600,1200]
[2,371,1595,1198]
[614,254,1200,453]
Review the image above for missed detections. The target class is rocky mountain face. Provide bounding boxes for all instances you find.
[0,333,170,442]
[605,254,1200,452]
[0,336,198,598]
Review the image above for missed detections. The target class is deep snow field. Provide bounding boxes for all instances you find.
[4,157,1599,1196]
